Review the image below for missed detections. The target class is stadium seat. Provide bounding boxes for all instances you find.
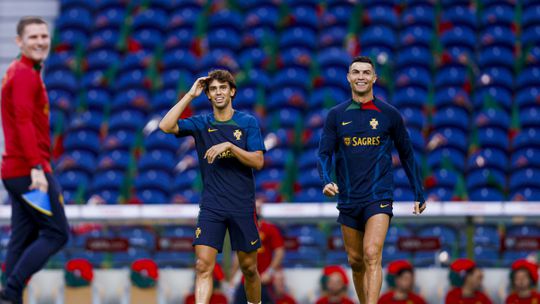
[396,67,431,90]
[477,127,509,151]
[467,149,508,172]
[396,46,433,70]
[366,6,398,29]
[58,170,91,192]
[101,130,136,152]
[473,109,510,131]
[94,7,126,32]
[432,107,469,132]
[511,148,540,171]
[516,67,540,91]
[136,189,170,205]
[426,187,453,201]
[427,147,465,172]
[394,187,415,201]
[440,27,476,54]
[399,25,433,48]
[144,130,180,154]
[469,187,505,201]
[131,28,164,52]
[138,150,175,172]
[476,67,514,92]
[64,130,101,156]
[298,149,318,170]
[293,188,327,203]
[207,28,242,52]
[164,28,195,51]
[474,246,500,267]
[361,26,397,51]
[513,128,540,151]
[466,169,506,192]
[510,169,540,193]
[86,49,121,72]
[434,66,469,89]
[244,6,279,28]
[279,27,317,50]
[480,5,515,28]
[90,170,125,193]
[96,150,130,172]
[401,5,435,28]
[108,110,146,133]
[132,9,168,32]
[480,26,516,49]
[441,6,477,30]
[392,87,428,109]
[56,8,93,34]
[478,46,515,70]
[318,26,347,49]
[522,4,540,28]
[297,168,322,188]
[173,170,199,192]
[473,87,512,111]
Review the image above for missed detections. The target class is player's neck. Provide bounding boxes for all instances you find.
[461,285,475,298]
[352,92,374,104]
[393,289,408,300]
[213,107,234,122]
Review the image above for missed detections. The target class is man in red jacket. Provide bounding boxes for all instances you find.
[445,258,492,304]
[315,265,355,304]
[506,259,540,304]
[378,260,427,304]
[0,16,69,304]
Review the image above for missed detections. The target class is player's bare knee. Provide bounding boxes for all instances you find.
[240,262,258,279]
[362,245,382,267]
[195,257,214,276]
[347,253,364,272]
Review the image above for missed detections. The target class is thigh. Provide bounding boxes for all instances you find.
[236,250,258,270]
[341,223,365,260]
[193,208,227,253]
[362,213,390,252]
[42,174,69,236]
[360,201,393,229]
[2,177,39,244]
[228,213,260,253]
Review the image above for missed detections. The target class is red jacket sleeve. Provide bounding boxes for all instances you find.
[11,68,41,166]
[269,224,285,250]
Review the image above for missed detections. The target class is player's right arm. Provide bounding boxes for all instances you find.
[318,108,339,197]
[159,76,209,134]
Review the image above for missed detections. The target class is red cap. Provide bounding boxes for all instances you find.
[450,258,476,273]
[512,259,539,284]
[387,260,414,275]
[323,265,349,286]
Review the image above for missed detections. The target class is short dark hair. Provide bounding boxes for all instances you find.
[204,69,237,97]
[349,56,375,71]
[17,16,48,37]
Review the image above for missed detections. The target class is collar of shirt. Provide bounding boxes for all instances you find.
[19,54,42,71]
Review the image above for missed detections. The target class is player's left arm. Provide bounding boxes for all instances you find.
[261,226,285,283]
[390,111,426,214]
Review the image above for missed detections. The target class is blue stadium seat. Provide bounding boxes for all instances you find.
[94,7,126,32]
[286,224,325,247]
[435,66,468,89]
[418,225,458,246]
[474,108,510,131]
[272,68,310,90]
[81,89,110,112]
[115,69,147,91]
[173,169,199,192]
[297,168,322,188]
[480,26,516,49]
[383,245,412,265]
[119,51,152,74]
[44,71,78,94]
[432,107,469,132]
[468,187,505,201]
[81,70,107,91]
[96,150,130,172]
[168,7,199,32]
[108,110,146,133]
[298,149,318,170]
[318,26,347,49]
[440,27,476,53]
[321,67,349,93]
[207,28,242,52]
[473,225,500,248]
[162,69,195,91]
[394,187,415,201]
[145,130,180,154]
[48,89,74,114]
[46,52,75,73]
[361,26,397,50]
[58,170,91,192]
[523,5,540,28]
[480,5,515,28]
[392,87,427,109]
[303,127,323,149]
[95,0,125,11]
[283,247,323,267]
[511,148,540,171]
[289,6,319,30]
[502,251,537,267]
[101,130,136,152]
[427,148,465,172]
[401,5,435,28]
[478,127,509,151]
[430,169,459,190]
[293,188,327,203]
[366,6,399,29]
[138,150,175,172]
[136,188,170,205]
[441,6,477,30]
[426,187,453,201]
[507,224,540,236]
[56,150,97,175]
[317,48,351,70]
[473,87,512,111]
[64,130,101,156]
[510,169,540,193]
[164,28,195,51]
[466,169,506,192]
[476,67,514,92]
[516,67,540,91]
[57,29,89,49]
[513,128,540,151]
[510,187,540,201]
[244,6,279,28]
[56,8,93,33]
[200,50,239,72]
[474,247,499,267]
[208,10,243,32]
[170,189,200,204]
[86,49,120,71]
[396,46,433,70]
[131,29,163,52]
[255,169,285,190]
[60,0,96,11]
[279,27,317,50]
[132,9,167,32]
[520,108,540,129]
[399,25,433,48]
[385,225,413,244]
[308,88,347,109]
[116,227,156,250]
[478,46,515,70]
[267,89,307,112]
[467,149,508,172]
[396,67,431,90]
[242,27,277,50]
[264,148,290,169]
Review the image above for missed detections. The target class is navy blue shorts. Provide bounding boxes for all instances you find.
[193,207,260,253]
[337,201,393,231]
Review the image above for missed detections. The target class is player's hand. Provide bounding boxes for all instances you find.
[413,201,426,215]
[187,76,210,98]
[204,142,232,164]
[29,168,48,193]
[260,271,272,284]
[322,182,339,197]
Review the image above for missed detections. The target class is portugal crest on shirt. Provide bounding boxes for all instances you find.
[233,129,242,140]
[370,118,379,130]
[343,137,351,146]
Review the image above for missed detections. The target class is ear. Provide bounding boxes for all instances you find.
[230,87,236,98]
[346,72,351,84]
[373,74,377,83]
[15,36,23,48]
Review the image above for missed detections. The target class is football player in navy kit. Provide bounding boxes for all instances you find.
[160,69,265,304]
[318,56,426,304]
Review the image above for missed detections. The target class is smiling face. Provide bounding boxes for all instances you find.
[16,23,50,63]
[513,269,532,292]
[347,61,377,97]
[206,79,235,110]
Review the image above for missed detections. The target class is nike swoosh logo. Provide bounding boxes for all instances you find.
[380,203,390,208]
[208,128,218,132]
[251,239,259,245]
[342,121,352,126]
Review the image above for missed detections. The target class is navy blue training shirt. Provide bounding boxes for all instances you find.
[318,98,425,214]
[177,111,265,214]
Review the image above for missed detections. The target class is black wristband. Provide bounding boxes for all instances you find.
[33,164,43,170]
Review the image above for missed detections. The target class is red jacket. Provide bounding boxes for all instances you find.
[445,287,493,304]
[315,295,355,304]
[378,290,427,304]
[506,291,540,304]
[184,293,228,304]
[1,55,52,178]
[275,293,297,304]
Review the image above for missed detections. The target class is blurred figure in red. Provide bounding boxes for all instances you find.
[445,258,492,304]
[185,264,228,304]
[273,269,297,304]
[315,265,355,304]
[506,259,540,304]
[378,260,427,304]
